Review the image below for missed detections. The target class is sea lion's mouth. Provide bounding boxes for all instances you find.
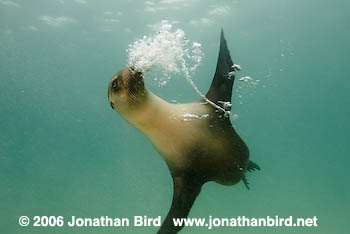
[109,102,115,109]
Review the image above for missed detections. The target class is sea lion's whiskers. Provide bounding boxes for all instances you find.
[127,87,141,104]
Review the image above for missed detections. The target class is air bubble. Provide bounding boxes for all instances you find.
[127,20,230,116]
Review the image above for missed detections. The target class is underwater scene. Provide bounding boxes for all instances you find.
[1,0,349,233]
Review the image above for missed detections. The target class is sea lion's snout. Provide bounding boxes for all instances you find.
[128,67,144,87]
[127,67,144,93]
[129,66,143,77]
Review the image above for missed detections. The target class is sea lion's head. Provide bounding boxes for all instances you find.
[108,67,146,113]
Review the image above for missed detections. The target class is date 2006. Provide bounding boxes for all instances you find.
[33,216,64,227]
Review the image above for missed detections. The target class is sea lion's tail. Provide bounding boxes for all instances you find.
[206,29,236,106]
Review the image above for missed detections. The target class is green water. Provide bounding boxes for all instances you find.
[1,0,349,233]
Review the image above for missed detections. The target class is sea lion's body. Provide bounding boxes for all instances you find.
[122,90,248,185]
[108,30,258,233]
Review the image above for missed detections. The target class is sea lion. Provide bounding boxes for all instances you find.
[107,30,260,233]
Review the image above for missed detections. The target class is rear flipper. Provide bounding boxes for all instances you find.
[242,160,260,190]
[157,176,202,234]
[242,175,250,190]
[247,160,260,172]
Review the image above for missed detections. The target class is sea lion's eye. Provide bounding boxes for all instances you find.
[111,79,121,92]
[112,79,117,88]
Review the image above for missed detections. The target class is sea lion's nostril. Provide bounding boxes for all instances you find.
[110,102,115,109]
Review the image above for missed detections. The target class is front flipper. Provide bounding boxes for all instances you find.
[157,177,202,234]
[206,30,236,106]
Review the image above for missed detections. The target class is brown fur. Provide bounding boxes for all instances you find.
[108,67,249,233]
[107,30,252,234]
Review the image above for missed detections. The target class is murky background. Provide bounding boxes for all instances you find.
[1,0,349,233]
